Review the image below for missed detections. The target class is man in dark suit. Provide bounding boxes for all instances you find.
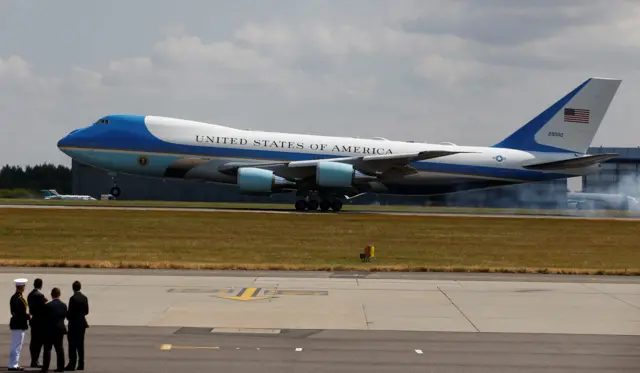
[27,278,47,368]
[65,281,88,371]
[42,287,67,373]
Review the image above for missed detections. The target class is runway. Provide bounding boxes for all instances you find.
[2,203,640,221]
[2,267,640,283]
[0,326,637,373]
[0,268,637,371]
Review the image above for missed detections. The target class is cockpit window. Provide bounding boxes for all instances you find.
[94,118,109,125]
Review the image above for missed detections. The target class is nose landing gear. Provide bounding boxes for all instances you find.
[109,173,121,197]
[110,186,121,197]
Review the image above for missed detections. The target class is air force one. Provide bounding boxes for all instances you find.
[57,77,621,211]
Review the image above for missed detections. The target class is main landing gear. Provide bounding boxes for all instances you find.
[294,198,343,212]
[109,173,121,197]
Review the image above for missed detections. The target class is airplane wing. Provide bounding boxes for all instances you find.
[218,149,472,177]
[521,153,618,171]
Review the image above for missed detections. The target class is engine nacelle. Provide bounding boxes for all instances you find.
[316,162,374,188]
[237,167,293,193]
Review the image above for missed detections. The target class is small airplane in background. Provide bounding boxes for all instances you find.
[41,189,96,201]
[57,77,622,212]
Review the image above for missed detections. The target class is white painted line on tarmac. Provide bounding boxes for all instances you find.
[415,349,423,354]
[295,348,303,352]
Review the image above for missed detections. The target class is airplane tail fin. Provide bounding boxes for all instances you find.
[41,189,59,197]
[492,77,622,154]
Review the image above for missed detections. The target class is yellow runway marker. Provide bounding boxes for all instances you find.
[160,344,172,351]
[216,287,274,301]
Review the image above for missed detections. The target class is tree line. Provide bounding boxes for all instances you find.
[0,163,72,198]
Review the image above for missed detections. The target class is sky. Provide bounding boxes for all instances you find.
[2,0,640,173]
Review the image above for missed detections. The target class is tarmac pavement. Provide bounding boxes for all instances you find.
[0,326,637,372]
[0,269,636,372]
[0,269,636,335]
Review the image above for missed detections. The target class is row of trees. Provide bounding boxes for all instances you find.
[0,163,72,197]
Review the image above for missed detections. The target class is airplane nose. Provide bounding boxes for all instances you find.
[57,128,82,152]
[57,133,72,148]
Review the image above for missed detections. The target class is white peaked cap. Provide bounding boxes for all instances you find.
[13,278,28,286]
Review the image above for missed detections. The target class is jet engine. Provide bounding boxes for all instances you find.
[237,167,294,193]
[315,162,375,188]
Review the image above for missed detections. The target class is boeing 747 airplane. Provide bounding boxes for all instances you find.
[57,77,621,211]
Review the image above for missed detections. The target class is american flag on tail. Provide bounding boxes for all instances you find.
[564,108,590,124]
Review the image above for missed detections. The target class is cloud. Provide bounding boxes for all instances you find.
[234,22,294,48]
[0,55,30,80]
[2,0,640,169]
[402,0,624,46]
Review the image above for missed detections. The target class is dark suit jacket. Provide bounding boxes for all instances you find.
[67,291,89,330]
[44,298,68,336]
[9,292,29,330]
[27,289,46,327]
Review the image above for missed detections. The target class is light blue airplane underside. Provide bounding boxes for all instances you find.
[57,77,622,211]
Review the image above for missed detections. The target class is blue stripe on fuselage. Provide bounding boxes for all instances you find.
[59,114,572,182]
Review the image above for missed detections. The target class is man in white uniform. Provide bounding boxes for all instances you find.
[8,278,30,371]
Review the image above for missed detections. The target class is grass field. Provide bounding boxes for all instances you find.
[2,198,640,218]
[0,207,638,275]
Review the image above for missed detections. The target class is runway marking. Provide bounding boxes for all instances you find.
[415,349,423,354]
[214,288,329,301]
[160,344,220,351]
[215,287,274,301]
[295,348,303,352]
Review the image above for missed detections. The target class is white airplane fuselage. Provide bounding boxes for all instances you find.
[44,195,96,201]
[56,77,622,211]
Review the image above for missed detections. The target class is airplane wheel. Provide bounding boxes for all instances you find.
[330,199,343,212]
[110,186,121,197]
[319,200,331,211]
[307,200,319,211]
[294,200,307,211]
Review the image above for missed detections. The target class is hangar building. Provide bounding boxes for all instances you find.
[583,146,640,197]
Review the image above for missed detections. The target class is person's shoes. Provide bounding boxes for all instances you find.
[31,362,43,368]
[64,366,75,371]
[54,368,65,372]
[8,367,24,371]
